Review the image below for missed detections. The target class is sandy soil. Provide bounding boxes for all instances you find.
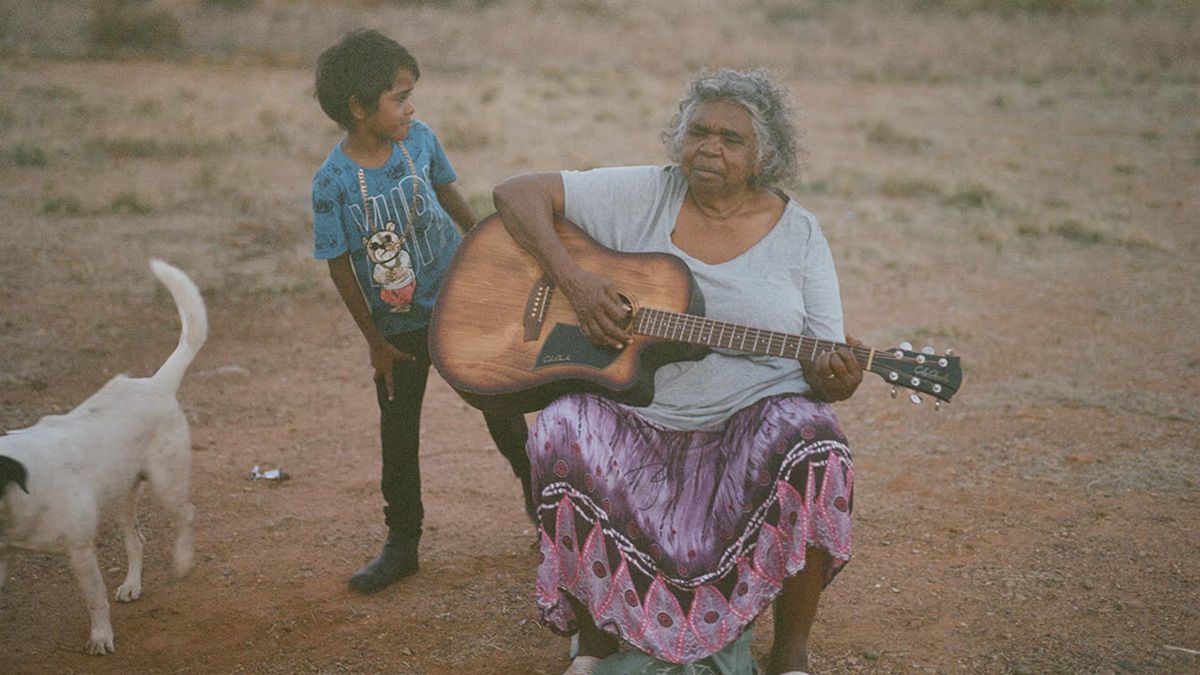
[1,2,1198,673]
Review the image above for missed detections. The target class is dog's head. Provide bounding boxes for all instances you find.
[0,455,29,498]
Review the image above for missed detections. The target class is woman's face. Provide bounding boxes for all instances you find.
[680,99,759,192]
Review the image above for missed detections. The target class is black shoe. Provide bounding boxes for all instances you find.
[348,533,418,594]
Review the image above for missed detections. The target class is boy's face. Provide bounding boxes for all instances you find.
[360,68,416,142]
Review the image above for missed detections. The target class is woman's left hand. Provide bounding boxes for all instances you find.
[803,334,864,403]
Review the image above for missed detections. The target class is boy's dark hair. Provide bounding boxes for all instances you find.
[315,29,420,130]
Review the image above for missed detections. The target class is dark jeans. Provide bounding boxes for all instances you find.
[374,327,531,539]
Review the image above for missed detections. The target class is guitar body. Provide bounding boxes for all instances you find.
[429,214,707,414]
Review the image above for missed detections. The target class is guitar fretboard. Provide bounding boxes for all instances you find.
[633,308,874,367]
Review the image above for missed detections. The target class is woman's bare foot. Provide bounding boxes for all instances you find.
[561,655,602,675]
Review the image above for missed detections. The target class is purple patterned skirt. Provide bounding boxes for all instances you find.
[529,392,854,664]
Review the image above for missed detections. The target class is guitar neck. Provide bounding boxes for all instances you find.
[633,308,874,369]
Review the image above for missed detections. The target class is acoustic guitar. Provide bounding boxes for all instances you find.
[429,214,962,414]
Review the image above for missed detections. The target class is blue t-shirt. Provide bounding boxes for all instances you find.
[312,120,463,335]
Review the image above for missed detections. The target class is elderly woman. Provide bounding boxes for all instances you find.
[494,69,862,675]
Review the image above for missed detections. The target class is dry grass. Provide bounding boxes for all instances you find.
[1,1,1196,84]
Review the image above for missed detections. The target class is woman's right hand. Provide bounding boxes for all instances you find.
[559,267,632,349]
[370,340,415,401]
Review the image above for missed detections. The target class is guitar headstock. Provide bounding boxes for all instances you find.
[868,343,962,406]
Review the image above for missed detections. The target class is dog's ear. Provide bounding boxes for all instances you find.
[0,456,29,496]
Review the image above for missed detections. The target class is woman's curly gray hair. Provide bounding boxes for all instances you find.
[662,69,803,188]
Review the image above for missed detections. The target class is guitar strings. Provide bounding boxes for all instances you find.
[636,308,922,362]
[639,309,875,359]
[634,308,957,393]
[634,309,956,397]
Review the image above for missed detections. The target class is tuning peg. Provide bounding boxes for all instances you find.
[909,393,922,405]
[889,387,897,399]
[934,400,942,411]
[945,348,954,356]
[899,341,913,351]
[921,346,934,355]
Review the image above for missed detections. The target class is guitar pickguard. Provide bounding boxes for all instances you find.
[534,323,622,371]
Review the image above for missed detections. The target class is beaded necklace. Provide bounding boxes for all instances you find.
[355,141,420,232]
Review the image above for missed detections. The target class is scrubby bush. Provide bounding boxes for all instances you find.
[906,0,1110,16]
[3,144,48,167]
[204,0,255,9]
[88,0,184,56]
[109,191,154,214]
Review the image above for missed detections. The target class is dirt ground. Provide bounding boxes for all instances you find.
[1,1,1198,673]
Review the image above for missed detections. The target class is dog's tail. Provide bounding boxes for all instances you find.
[149,259,208,393]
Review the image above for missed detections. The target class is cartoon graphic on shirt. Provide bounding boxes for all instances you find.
[363,220,416,313]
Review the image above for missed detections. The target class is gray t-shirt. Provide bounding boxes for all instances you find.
[562,165,845,430]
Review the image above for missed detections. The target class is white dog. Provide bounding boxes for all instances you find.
[0,259,207,655]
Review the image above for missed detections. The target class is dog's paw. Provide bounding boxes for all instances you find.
[173,540,195,578]
[114,580,142,602]
[173,552,194,578]
[86,628,115,655]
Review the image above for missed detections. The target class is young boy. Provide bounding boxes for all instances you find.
[311,29,532,594]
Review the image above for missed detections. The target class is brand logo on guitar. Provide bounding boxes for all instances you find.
[914,365,949,382]
[542,354,573,365]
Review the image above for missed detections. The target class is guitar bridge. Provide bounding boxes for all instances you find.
[523,274,554,342]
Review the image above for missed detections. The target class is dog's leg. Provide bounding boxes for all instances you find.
[168,497,196,578]
[147,460,195,578]
[113,488,145,602]
[66,545,115,655]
